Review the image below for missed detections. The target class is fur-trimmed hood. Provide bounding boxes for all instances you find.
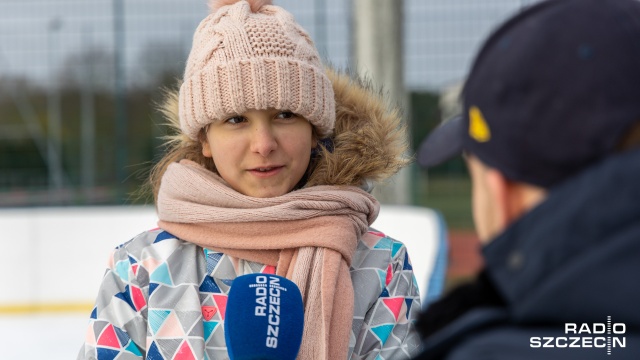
[158,70,409,190]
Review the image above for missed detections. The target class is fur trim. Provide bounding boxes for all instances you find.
[305,70,409,187]
[208,0,272,14]
[159,70,409,188]
[156,88,192,146]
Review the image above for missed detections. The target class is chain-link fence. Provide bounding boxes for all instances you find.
[0,0,535,212]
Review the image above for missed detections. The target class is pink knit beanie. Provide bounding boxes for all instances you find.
[179,0,336,140]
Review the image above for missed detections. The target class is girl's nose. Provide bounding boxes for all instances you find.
[250,123,278,157]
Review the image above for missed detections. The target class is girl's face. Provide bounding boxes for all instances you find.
[202,109,316,198]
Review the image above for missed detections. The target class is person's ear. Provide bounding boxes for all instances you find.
[202,141,212,158]
[199,127,212,158]
[507,179,547,221]
[484,168,511,230]
[486,169,544,226]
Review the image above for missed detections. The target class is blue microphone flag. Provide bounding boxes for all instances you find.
[224,273,304,360]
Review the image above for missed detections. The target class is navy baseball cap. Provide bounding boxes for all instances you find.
[418,0,640,188]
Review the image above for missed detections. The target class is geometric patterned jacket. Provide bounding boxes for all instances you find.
[78,227,422,360]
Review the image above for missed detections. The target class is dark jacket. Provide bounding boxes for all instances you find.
[415,149,640,360]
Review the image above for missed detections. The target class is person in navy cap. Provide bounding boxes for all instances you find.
[414,0,640,358]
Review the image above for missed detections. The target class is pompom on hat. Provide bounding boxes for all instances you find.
[208,0,271,13]
[179,0,336,140]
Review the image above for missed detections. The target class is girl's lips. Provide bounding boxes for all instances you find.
[248,166,284,178]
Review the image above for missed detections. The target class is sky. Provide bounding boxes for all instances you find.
[0,0,535,92]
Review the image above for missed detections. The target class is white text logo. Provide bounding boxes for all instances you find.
[530,316,625,355]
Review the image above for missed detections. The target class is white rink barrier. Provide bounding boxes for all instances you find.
[0,206,159,311]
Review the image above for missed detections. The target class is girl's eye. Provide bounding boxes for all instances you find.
[225,116,246,124]
[276,111,296,119]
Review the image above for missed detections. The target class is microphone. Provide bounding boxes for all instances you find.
[224,273,304,360]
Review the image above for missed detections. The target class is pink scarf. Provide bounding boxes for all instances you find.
[156,160,379,359]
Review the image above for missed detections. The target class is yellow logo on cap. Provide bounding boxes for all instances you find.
[469,106,491,142]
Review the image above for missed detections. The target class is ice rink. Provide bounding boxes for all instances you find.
[1,313,89,359]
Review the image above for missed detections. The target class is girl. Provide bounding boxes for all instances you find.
[79,0,421,359]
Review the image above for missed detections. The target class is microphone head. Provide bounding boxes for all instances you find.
[224,273,304,360]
